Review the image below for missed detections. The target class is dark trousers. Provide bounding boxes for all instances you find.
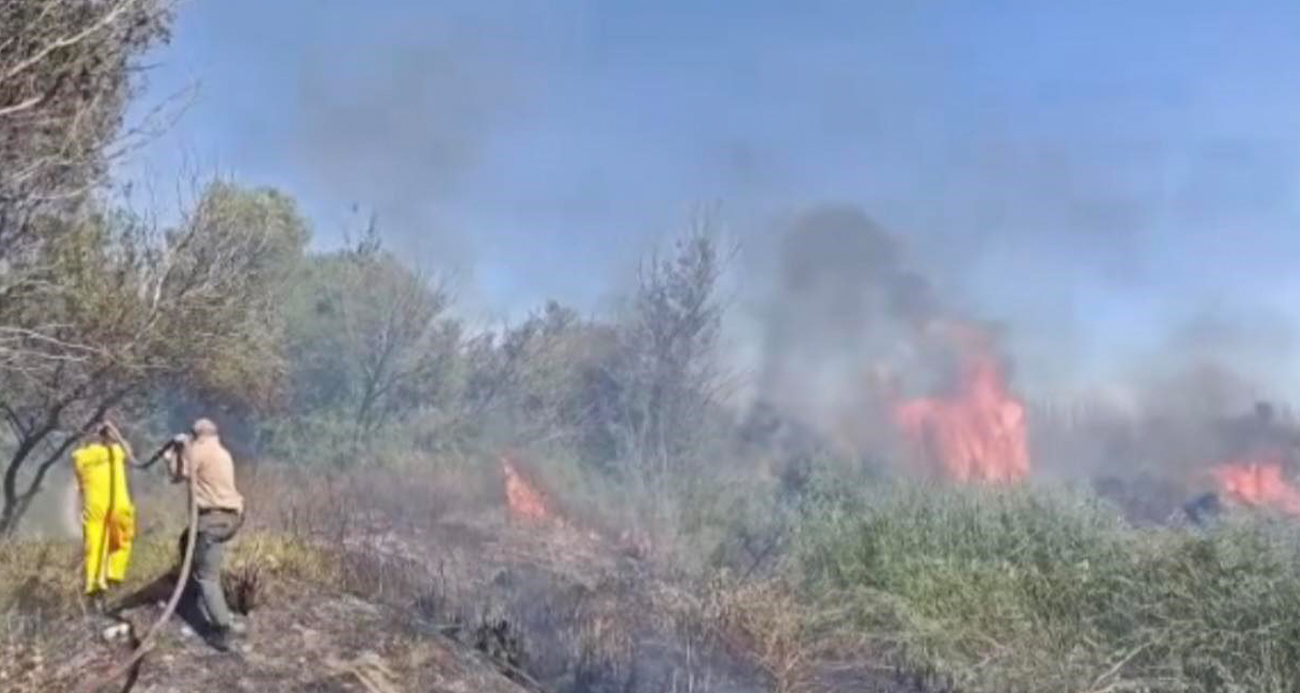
[177,509,242,629]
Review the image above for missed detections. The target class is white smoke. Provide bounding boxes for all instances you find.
[59,478,80,538]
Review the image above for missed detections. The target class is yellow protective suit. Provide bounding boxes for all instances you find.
[72,442,135,595]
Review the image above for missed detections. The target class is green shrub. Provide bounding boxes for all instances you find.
[794,482,1300,692]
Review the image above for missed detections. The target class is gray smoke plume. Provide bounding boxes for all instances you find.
[751,204,980,448]
[288,27,518,276]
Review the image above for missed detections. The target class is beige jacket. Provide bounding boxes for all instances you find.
[168,432,244,514]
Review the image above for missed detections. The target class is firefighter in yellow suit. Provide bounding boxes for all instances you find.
[72,422,135,610]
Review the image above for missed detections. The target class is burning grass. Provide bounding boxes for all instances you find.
[1210,456,1300,517]
[889,320,1030,485]
[791,481,1300,692]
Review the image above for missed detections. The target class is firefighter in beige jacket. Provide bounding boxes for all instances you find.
[166,417,245,652]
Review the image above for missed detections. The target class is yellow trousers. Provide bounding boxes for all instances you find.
[83,505,134,594]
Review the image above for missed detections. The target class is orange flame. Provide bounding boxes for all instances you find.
[1210,452,1300,516]
[502,456,553,524]
[891,322,1030,483]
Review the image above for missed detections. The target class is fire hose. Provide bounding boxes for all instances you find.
[73,423,199,693]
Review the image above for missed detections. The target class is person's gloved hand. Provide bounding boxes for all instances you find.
[165,433,191,481]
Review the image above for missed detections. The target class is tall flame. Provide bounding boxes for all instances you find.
[890,321,1030,483]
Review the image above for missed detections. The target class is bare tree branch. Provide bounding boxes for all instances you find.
[1,0,135,84]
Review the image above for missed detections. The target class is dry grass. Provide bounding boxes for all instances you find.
[0,460,828,692]
[16,438,1299,692]
[697,575,811,692]
[0,531,333,621]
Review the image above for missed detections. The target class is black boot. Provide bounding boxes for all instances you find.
[205,625,233,653]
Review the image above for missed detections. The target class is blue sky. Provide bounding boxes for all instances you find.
[124,0,1300,393]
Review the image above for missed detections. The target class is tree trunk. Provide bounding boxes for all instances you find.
[0,390,127,534]
[0,431,46,535]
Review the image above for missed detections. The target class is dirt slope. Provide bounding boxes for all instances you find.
[19,578,539,693]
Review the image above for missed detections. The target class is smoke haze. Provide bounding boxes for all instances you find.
[125,0,1300,413]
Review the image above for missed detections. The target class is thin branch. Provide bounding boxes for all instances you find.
[1,0,137,83]
[0,93,45,118]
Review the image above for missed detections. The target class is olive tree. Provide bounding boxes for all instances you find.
[0,181,308,533]
[271,224,457,461]
[1,0,174,326]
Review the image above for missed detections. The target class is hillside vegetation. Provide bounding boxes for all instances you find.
[5,3,1300,693]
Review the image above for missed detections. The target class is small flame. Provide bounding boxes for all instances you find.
[502,456,553,524]
[890,321,1030,484]
[500,455,622,550]
[1210,453,1300,516]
